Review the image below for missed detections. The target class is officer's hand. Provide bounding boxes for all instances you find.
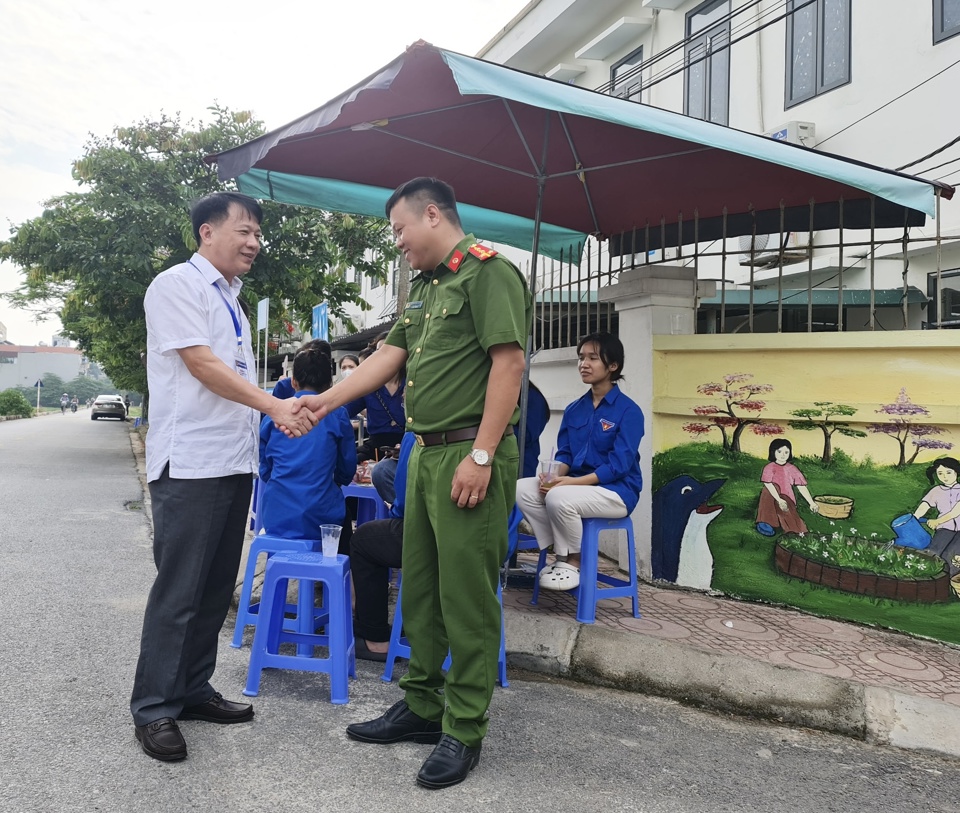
[451,456,492,509]
[271,397,319,438]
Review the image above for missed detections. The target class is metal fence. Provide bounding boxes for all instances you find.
[522,192,953,349]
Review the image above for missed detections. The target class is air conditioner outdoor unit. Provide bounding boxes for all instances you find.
[739,232,812,268]
[764,121,815,146]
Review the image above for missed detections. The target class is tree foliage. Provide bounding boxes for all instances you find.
[788,401,867,464]
[868,387,952,467]
[682,373,782,453]
[0,106,395,395]
[0,389,33,418]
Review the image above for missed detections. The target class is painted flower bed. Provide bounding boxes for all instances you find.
[775,533,951,603]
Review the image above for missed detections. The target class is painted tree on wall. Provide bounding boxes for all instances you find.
[868,387,953,467]
[788,402,867,464]
[683,373,782,453]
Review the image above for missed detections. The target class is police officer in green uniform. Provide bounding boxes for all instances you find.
[293,177,530,789]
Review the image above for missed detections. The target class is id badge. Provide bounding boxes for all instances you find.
[235,352,249,378]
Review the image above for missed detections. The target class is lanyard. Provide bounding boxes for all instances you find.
[189,261,242,348]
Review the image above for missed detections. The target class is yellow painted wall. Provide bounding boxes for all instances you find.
[653,332,960,463]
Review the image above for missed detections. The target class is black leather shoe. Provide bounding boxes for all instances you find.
[179,692,254,724]
[346,700,442,744]
[354,636,389,663]
[416,734,481,789]
[135,718,187,762]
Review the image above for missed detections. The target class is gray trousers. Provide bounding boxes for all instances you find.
[130,466,252,725]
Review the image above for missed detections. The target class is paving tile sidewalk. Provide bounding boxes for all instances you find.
[505,552,960,709]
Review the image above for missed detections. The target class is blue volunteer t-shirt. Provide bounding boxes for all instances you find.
[555,385,644,514]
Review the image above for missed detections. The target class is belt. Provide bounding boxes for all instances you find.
[414,425,514,447]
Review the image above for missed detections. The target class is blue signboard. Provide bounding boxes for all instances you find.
[312,303,329,341]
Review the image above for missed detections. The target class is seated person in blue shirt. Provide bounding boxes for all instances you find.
[271,339,333,401]
[259,346,357,547]
[515,332,643,592]
[350,431,415,661]
[346,332,405,462]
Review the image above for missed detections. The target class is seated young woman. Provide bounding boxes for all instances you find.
[258,346,357,547]
[515,332,643,592]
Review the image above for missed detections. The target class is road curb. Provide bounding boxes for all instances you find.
[504,609,960,760]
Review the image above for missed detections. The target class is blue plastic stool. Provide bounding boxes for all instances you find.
[342,483,390,527]
[532,515,641,624]
[381,575,508,688]
[231,533,320,649]
[243,551,356,704]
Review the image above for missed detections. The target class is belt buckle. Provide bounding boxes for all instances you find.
[415,433,426,447]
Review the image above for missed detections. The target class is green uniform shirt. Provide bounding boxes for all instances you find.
[385,234,532,434]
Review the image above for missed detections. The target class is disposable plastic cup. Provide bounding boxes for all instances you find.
[540,459,563,489]
[320,524,342,558]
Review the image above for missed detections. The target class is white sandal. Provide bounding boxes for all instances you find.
[539,561,580,591]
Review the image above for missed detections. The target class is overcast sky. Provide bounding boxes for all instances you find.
[0,0,526,344]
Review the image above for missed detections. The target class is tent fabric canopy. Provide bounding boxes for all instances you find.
[211,41,951,257]
[236,169,585,261]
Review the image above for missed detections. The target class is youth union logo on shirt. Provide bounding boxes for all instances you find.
[599,419,616,432]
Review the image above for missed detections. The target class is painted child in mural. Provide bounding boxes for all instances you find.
[912,456,960,577]
[755,438,819,535]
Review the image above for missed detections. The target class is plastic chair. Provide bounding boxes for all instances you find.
[342,482,390,526]
[243,551,356,704]
[381,574,508,688]
[230,532,320,649]
[531,515,641,624]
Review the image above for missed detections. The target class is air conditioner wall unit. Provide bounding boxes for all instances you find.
[765,121,815,146]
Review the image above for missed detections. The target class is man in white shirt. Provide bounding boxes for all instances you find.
[131,192,316,762]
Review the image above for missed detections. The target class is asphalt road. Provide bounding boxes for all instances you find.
[1,410,959,813]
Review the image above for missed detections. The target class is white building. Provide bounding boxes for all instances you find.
[0,344,86,391]
[476,0,960,331]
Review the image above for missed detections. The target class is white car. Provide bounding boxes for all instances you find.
[91,395,127,421]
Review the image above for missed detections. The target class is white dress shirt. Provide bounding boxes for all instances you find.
[144,253,259,482]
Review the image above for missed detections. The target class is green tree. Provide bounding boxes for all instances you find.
[788,401,867,464]
[0,106,395,402]
[0,389,33,418]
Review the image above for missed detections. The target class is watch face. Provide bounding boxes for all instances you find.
[471,449,490,466]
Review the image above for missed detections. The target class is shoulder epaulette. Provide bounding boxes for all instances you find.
[468,244,498,261]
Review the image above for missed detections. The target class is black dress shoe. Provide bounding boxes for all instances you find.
[416,734,481,789]
[346,700,442,744]
[179,692,254,724]
[354,636,389,663]
[135,718,187,762]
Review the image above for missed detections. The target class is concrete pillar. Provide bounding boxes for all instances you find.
[599,266,715,577]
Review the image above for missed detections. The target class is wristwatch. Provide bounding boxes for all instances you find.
[469,448,492,467]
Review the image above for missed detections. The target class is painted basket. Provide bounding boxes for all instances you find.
[814,495,854,519]
[952,574,960,600]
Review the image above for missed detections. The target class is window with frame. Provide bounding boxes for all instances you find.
[935,0,960,42]
[685,0,730,125]
[786,0,851,108]
[611,46,643,101]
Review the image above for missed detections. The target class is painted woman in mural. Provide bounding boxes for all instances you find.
[912,457,960,576]
[515,332,643,591]
[755,438,819,536]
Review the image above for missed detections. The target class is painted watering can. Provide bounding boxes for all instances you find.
[890,514,932,549]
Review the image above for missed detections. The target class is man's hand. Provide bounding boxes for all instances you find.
[451,456,493,509]
[269,397,318,438]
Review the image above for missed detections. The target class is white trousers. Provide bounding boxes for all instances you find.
[515,477,627,557]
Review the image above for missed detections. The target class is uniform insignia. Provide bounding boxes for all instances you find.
[468,243,498,261]
[600,419,616,432]
[406,301,423,309]
[448,250,464,272]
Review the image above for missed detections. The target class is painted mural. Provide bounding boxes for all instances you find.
[650,336,960,646]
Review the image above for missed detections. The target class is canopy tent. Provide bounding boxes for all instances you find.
[210,41,952,261]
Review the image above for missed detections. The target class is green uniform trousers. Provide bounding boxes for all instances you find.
[399,435,518,747]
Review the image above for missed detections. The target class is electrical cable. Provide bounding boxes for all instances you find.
[815,56,960,148]
[896,133,960,172]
